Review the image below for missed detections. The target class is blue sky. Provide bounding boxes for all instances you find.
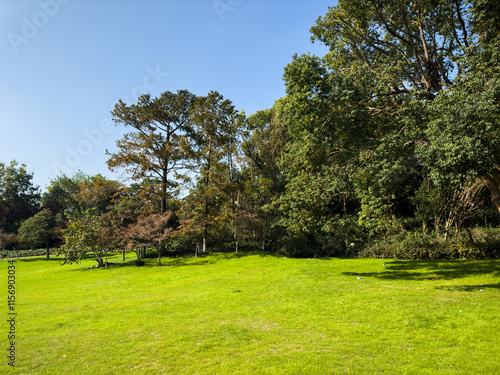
[0,0,334,191]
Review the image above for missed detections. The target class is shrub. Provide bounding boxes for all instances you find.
[278,232,323,258]
[358,230,500,260]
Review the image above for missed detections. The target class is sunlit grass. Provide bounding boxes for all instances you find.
[1,252,499,374]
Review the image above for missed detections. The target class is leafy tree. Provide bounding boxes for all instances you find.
[0,161,40,233]
[76,174,123,215]
[273,0,499,255]
[41,173,82,215]
[126,212,178,265]
[58,209,112,268]
[275,53,375,249]
[107,90,196,213]
[311,0,469,98]
[240,108,288,250]
[419,0,500,212]
[183,91,242,252]
[0,230,18,252]
[43,172,123,221]
[97,184,159,261]
[18,209,63,258]
[310,0,500,213]
[412,177,487,236]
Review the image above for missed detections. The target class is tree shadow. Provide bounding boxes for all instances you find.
[13,257,63,262]
[437,283,500,292]
[343,259,500,281]
[165,257,216,267]
[64,255,220,272]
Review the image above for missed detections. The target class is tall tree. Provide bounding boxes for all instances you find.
[310,0,500,214]
[0,161,40,233]
[240,108,288,250]
[42,172,123,217]
[184,91,242,252]
[18,209,63,258]
[42,173,82,215]
[107,90,196,214]
[274,0,499,254]
[419,0,500,212]
[76,174,123,215]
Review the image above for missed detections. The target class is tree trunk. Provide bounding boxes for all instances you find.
[262,214,267,251]
[203,146,211,254]
[46,240,50,259]
[122,249,125,261]
[202,226,207,254]
[481,167,500,213]
[161,173,167,215]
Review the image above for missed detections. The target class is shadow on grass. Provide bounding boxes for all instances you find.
[14,257,63,262]
[343,259,500,281]
[437,283,500,292]
[64,254,220,272]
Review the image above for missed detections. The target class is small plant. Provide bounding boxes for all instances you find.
[359,229,500,260]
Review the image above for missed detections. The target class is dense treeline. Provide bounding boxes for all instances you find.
[1,0,499,264]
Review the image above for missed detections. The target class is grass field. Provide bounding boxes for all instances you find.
[1,252,499,374]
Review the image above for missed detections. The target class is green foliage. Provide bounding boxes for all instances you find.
[41,173,83,215]
[5,2,500,258]
[0,160,40,233]
[360,231,500,260]
[278,232,322,258]
[42,172,123,217]
[17,209,62,254]
[270,0,500,253]
[58,209,109,267]
[181,91,243,252]
[411,177,489,235]
[108,90,196,213]
[240,108,288,251]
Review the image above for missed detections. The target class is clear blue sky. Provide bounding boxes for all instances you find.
[0,0,335,191]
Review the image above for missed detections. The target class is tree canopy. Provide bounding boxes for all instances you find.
[0,161,40,233]
[3,0,499,262]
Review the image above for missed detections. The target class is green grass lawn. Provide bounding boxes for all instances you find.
[2,252,499,374]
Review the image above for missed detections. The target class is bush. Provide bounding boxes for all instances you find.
[278,232,323,258]
[165,231,199,256]
[0,248,56,258]
[358,230,500,260]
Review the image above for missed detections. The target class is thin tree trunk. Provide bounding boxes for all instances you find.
[161,174,167,215]
[262,212,267,251]
[234,190,239,254]
[46,240,50,259]
[203,154,211,254]
[203,226,207,254]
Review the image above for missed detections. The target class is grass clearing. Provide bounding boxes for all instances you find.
[2,252,499,374]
